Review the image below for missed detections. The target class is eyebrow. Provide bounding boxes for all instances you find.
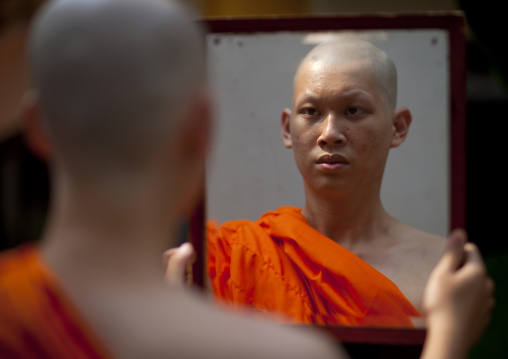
[295,89,375,105]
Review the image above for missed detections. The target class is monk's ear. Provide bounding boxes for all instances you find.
[177,87,213,161]
[390,107,412,148]
[22,91,53,161]
[281,108,293,149]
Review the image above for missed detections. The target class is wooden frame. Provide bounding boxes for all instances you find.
[189,12,466,357]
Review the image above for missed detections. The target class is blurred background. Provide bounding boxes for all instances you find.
[1,0,506,357]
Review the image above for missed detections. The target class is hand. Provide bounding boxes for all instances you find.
[162,242,195,287]
[422,229,495,358]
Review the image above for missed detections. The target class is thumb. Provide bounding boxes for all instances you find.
[460,242,487,271]
[435,228,467,273]
[165,242,195,287]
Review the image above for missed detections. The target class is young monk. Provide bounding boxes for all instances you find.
[0,0,493,358]
[207,40,455,326]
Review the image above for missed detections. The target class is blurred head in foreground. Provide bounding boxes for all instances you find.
[27,0,210,238]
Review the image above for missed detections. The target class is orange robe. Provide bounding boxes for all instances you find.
[207,206,422,327]
[0,245,114,359]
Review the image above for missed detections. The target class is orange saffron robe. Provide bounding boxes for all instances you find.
[207,206,422,327]
[0,245,114,359]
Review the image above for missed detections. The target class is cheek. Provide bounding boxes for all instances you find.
[291,135,311,164]
[291,124,316,150]
[359,134,380,152]
[355,122,390,147]
[290,127,317,171]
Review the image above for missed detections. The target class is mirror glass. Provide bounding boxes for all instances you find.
[207,29,450,235]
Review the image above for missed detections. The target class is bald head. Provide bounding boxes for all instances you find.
[295,40,398,111]
[29,0,205,175]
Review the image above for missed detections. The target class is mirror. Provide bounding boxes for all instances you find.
[191,12,466,350]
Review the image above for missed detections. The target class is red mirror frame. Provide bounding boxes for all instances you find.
[188,12,466,358]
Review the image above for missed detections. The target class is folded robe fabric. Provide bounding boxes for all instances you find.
[207,206,422,327]
[0,245,114,359]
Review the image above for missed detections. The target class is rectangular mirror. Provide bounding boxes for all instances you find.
[190,12,466,356]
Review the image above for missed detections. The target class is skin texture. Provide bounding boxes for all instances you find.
[24,0,343,358]
[281,41,447,312]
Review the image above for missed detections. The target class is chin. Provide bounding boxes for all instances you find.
[309,178,352,195]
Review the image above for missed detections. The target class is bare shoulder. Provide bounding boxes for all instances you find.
[375,221,449,311]
[397,222,448,263]
[103,287,346,359]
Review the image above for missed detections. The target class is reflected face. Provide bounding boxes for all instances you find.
[282,60,396,195]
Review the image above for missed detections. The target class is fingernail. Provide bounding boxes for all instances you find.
[180,242,193,253]
[450,231,464,245]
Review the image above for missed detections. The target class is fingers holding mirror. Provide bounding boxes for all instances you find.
[163,242,195,287]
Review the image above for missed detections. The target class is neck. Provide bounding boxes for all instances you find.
[40,174,182,288]
[301,185,393,249]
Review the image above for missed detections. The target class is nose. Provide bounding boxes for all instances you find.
[317,113,347,147]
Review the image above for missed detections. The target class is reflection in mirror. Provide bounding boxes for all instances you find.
[203,17,465,330]
[207,30,449,233]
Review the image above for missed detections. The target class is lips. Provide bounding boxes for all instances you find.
[316,154,349,165]
[316,154,349,171]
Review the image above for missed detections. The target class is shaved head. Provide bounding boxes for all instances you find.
[29,0,205,176]
[294,40,398,111]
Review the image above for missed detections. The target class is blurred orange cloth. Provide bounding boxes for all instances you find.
[207,206,422,326]
[0,245,114,359]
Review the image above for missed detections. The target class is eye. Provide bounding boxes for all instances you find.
[300,107,321,117]
[344,107,366,117]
